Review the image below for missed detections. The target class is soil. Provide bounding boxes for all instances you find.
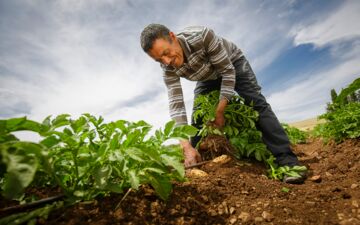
[1,138,360,225]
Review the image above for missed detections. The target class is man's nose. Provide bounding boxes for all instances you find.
[162,56,171,65]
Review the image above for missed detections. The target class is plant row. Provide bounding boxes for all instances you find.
[0,114,198,202]
[193,91,307,180]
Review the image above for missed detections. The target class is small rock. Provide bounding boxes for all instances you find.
[254,217,263,222]
[325,172,332,177]
[238,212,250,222]
[176,217,185,225]
[218,205,224,215]
[310,175,322,183]
[351,184,359,189]
[113,208,124,220]
[201,195,209,202]
[222,201,229,215]
[352,200,359,208]
[89,208,99,215]
[262,211,274,222]
[188,169,208,177]
[339,218,360,225]
[212,154,231,164]
[241,190,249,195]
[150,201,161,217]
[208,209,217,216]
[337,213,345,220]
[229,217,237,224]
[229,207,236,214]
[305,201,316,206]
[170,208,178,215]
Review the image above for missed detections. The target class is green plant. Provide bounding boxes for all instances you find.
[192,91,307,179]
[312,77,360,143]
[0,115,198,202]
[281,123,308,144]
[313,102,360,143]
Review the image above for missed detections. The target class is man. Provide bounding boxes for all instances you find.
[140,24,306,183]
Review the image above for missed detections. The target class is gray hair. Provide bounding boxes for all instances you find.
[140,23,171,52]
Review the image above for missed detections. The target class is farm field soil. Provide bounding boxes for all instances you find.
[6,138,360,225]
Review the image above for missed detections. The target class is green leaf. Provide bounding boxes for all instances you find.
[128,169,140,189]
[254,151,262,161]
[164,120,176,137]
[52,114,70,128]
[161,155,184,177]
[4,117,27,131]
[71,116,88,134]
[94,164,112,188]
[40,136,61,148]
[0,142,44,199]
[147,172,172,200]
[125,147,145,162]
[143,167,166,174]
[105,183,124,193]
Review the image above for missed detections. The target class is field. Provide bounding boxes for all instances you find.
[1,79,359,225]
[289,118,326,131]
[1,138,359,225]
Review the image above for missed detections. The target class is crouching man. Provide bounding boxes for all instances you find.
[140,24,306,184]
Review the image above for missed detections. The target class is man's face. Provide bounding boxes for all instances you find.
[147,32,184,68]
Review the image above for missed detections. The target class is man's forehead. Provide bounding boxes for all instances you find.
[149,39,169,56]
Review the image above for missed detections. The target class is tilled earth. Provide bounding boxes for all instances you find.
[4,138,360,225]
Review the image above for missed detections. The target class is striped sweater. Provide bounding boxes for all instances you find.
[161,26,244,125]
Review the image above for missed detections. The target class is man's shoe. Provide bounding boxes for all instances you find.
[283,171,307,184]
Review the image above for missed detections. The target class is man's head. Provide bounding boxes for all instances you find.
[140,23,184,68]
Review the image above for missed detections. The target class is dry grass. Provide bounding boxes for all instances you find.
[288,117,326,131]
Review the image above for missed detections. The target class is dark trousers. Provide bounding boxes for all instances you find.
[190,57,299,166]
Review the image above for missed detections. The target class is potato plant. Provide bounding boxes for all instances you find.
[313,77,360,143]
[281,123,308,144]
[193,91,307,179]
[0,115,198,202]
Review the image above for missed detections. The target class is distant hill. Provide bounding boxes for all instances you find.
[288,117,326,131]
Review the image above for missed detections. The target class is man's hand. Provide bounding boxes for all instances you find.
[214,98,228,128]
[180,140,202,167]
[214,111,225,127]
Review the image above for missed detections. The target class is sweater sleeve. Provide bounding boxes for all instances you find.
[202,27,236,101]
[163,72,188,125]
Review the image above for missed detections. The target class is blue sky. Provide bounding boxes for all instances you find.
[1,0,359,132]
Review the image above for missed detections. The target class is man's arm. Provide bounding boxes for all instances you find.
[163,73,188,125]
[163,72,201,166]
[202,27,236,127]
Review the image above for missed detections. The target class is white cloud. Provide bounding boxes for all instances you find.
[271,0,360,122]
[2,0,359,140]
[293,0,360,47]
[267,57,360,122]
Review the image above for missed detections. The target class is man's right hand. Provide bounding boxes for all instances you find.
[180,140,202,167]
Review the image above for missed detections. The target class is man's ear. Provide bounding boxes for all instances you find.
[169,32,177,41]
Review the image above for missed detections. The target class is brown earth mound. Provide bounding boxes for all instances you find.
[2,138,360,225]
